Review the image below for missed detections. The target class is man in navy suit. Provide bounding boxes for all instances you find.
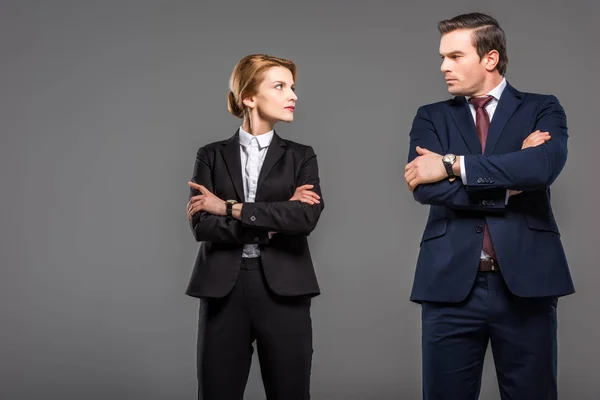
[404,13,574,399]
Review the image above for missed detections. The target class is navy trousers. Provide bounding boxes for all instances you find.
[421,271,558,400]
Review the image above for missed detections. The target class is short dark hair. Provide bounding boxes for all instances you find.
[438,13,508,75]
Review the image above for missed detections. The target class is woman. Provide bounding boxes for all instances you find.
[185,54,324,400]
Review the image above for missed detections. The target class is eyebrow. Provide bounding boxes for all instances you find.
[272,80,295,86]
[440,51,465,57]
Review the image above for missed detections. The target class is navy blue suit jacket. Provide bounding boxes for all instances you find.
[408,82,575,303]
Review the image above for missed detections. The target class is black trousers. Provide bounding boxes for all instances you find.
[198,257,313,400]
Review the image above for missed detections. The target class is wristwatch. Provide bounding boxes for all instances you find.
[225,200,238,217]
[442,154,457,178]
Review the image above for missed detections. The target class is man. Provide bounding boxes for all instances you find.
[404,12,574,400]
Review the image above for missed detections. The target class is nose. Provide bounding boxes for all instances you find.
[440,57,451,73]
[289,89,297,102]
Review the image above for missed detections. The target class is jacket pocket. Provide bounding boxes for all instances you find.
[526,214,560,235]
[420,218,448,244]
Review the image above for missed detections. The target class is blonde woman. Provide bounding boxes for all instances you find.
[186,54,324,400]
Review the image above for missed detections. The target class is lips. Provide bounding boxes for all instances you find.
[284,106,295,112]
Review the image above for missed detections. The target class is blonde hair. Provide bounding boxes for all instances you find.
[227,54,297,119]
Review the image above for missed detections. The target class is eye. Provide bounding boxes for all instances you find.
[275,84,283,89]
[291,86,296,92]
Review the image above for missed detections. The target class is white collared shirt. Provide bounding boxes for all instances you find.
[239,126,274,258]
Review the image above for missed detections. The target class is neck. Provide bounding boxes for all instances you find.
[472,73,503,97]
[242,112,275,136]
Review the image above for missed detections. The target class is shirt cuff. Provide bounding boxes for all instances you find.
[460,156,467,183]
[505,190,510,205]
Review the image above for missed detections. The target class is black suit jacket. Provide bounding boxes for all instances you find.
[186,130,324,299]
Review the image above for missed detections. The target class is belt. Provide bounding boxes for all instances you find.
[478,258,499,272]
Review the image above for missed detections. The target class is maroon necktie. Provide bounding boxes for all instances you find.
[469,96,497,260]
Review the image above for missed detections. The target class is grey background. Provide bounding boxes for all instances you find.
[1,0,598,399]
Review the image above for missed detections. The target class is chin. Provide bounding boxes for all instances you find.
[447,85,465,96]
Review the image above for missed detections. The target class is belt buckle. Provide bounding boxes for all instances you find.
[479,257,498,272]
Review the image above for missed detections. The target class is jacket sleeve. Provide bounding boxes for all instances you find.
[188,147,269,244]
[240,146,325,235]
[463,95,568,192]
[408,106,507,211]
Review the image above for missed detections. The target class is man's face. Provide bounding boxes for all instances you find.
[439,28,489,96]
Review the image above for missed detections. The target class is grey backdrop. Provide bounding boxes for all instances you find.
[1,0,598,399]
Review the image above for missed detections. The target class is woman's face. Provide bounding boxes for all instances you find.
[244,66,297,124]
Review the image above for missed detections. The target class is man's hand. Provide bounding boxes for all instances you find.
[187,181,226,220]
[290,184,321,205]
[405,146,447,192]
[509,130,552,197]
[522,130,551,150]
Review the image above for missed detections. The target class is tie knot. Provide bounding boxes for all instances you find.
[469,96,494,110]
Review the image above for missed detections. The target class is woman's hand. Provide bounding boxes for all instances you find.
[290,184,321,205]
[187,181,226,220]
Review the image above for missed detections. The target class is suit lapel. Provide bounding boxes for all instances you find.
[255,132,286,200]
[220,130,245,201]
[485,83,522,155]
[449,96,482,154]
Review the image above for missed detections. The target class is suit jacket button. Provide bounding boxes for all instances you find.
[490,178,495,183]
[477,178,483,184]
[475,225,483,233]
[489,200,495,206]
[254,237,259,242]
[250,216,256,222]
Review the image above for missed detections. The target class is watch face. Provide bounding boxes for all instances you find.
[443,154,456,163]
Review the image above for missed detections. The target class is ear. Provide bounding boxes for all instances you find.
[484,50,500,72]
[242,95,256,109]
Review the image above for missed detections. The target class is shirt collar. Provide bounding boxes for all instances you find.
[239,126,274,149]
[466,77,507,102]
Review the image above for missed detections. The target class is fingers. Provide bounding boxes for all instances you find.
[188,181,208,194]
[529,139,548,147]
[522,131,551,149]
[187,196,205,220]
[293,190,321,204]
[407,176,421,191]
[292,189,320,201]
[416,146,433,155]
[404,169,417,184]
[302,190,320,200]
[297,193,321,205]
[524,130,550,141]
[295,184,314,191]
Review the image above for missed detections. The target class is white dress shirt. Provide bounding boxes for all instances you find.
[239,126,274,258]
